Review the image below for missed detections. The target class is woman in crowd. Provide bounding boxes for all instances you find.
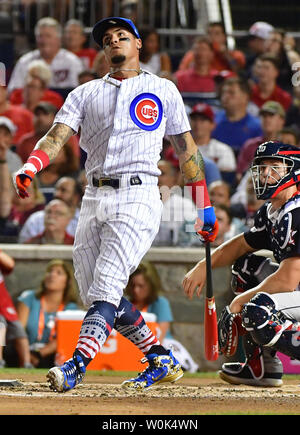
[138,27,172,79]
[17,259,79,368]
[125,262,199,372]
[9,60,64,111]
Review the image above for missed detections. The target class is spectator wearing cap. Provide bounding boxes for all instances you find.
[237,101,286,179]
[0,116,22,174]
[213,69,237,99]
[178,22,245,73]
[212,77,263,155]
[189,103,236,184]
[8,17,83,93]
[174,37,217,93]
[245,21,274,80]
[0,86,34,144]
[16,102,79,163]
[251,53,292,112]
[63,19,98,69]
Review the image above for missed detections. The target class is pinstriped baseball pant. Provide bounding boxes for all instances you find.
[73,180,162,308]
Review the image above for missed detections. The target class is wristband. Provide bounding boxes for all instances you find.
[0,159,7,164]
[27,149,50,173]
[186,179,211,209]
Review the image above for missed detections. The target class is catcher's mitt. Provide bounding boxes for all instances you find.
[218,306,245,357]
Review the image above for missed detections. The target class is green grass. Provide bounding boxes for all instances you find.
[1,367,300,381]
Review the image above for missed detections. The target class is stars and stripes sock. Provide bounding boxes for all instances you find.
[114,297,163,355]
[74,300,116,367]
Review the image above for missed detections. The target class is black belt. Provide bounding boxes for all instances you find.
[92,175,142,189]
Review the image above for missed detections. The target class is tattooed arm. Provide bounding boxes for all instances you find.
[34,123,75,161]
[169,130,219,244]
[13,123,75,198]
[169,131,205,184]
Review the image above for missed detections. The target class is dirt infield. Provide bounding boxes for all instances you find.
[0,371,300,415]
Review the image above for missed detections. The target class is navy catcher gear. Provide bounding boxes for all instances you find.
[231,254,278,295]
[242,292,300,360]
[251,141,300,200]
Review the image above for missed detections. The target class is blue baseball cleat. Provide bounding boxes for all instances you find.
[122,349,183,390]
[46,354,86,392]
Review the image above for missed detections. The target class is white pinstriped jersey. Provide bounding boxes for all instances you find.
[54,71,191,179]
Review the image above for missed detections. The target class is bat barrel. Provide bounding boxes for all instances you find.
[204,241,219,361]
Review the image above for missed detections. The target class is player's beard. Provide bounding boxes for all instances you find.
[111,54,126,65]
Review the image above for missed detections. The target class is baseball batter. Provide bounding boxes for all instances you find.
[13,17,217,392]
[183,141,300,387]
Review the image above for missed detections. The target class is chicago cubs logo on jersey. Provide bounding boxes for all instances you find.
[130,93,163,131]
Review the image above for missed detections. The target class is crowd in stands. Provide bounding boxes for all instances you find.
[1,15,300,367]
[1,17,300,248]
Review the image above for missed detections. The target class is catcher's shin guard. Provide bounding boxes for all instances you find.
[242,292,300,360]
[219,334,283,387]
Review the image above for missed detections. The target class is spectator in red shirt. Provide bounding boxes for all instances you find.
[9,60,64,111]
[251,53,292,112]
[0,249,32,368]
[174,37,217,93]
[178,22,245,73]
[237,100,286,179]
[63,19,98,69]
[0,86,33,144]
[16,101,79,163]
[24,199,74,245]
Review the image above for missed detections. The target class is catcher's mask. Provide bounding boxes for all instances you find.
[250,141,300,200]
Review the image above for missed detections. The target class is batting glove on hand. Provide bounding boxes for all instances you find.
[13,165,36,199]
[194,206,219,243]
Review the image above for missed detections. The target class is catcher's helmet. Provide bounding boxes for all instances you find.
[250,141,300,199]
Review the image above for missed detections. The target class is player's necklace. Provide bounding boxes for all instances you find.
[103,69,143,88]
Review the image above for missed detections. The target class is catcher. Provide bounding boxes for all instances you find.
[183,141,300,387]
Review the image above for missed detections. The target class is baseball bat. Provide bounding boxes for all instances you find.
[204,241,219,361]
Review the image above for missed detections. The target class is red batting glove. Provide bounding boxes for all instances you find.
[13,150,50,199]
[194,217,219,243]
[13,167,35,198]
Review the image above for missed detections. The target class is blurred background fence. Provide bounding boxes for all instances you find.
[1,0,300,59]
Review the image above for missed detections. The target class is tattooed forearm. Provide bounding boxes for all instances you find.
[33,123,75,161]
[169,131,205,183]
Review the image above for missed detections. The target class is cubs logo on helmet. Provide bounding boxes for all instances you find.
[130,93,163,131]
